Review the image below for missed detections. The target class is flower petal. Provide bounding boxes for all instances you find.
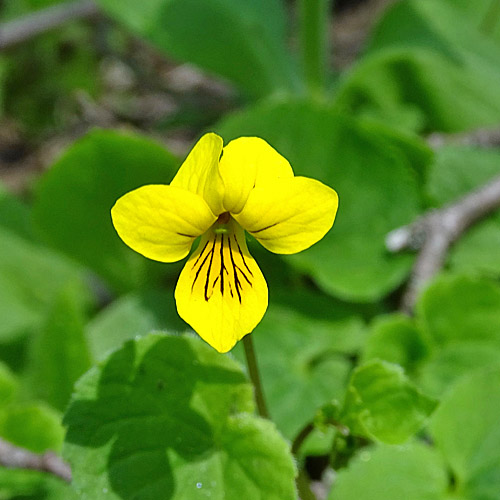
[170,133,225,215]
[111,185,216,263]
[219,137,294,214]
[175,220,268,353]
[234,176,339,254]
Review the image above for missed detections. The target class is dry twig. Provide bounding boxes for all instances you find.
[0,438,72,482]
[427,127,500,149]
[387,174,500,313]
[0,0,99,50]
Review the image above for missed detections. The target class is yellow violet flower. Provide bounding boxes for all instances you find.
[111,133,338,353]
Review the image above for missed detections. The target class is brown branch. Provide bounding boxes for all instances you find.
[0,0,99,51]
[427,127,500,149]
[0,438,72,482]
[386,174,500,313]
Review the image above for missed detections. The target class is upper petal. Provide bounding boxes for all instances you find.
[111,184,217,263]
[170,133,225,215]
[234,176,339,254]
[219,137,294,214]
[175,220,268,353]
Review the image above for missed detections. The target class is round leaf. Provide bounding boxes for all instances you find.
[33,130,179,292]
[331,442,448,500]
[431,367,500,498]
[340,360,437,444]
[63,334,297,500]
[217,100,422,302]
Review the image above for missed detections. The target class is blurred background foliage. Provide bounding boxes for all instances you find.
[1,0,500,498]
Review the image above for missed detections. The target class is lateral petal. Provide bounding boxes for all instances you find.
[170,133,225,215]
[111,184,217,263]
[234,176,339,255]
[219,137,294,214]
[175,220,268,353]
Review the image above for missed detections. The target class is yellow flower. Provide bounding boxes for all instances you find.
[111,133,338,353]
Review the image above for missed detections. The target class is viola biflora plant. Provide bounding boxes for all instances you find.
[8,0,500,499]
[111,133,339,353]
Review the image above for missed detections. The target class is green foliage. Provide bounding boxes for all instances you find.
[3,0,500,497]
[417,275,500,397]
[362,314,430,375]
[0,469,76,500]
[0,402,64,453]
[0,362,18,405]
[26,283,92,410]
[426,146,500,276]
[217,99,425,302]
[431,367,500,499]
[418,275,500,347]
[94,0,299,98]
[33,129,180,292]
[362,275,500,397]
[339,360,437,444]
[334,0,500,132]
[63,334,297,500]
[331,442,448,500]
[331,368,500,499]
[233,295,365,439]
[0,209,89,347]
[1,0,100,132]
[86,289,186,360]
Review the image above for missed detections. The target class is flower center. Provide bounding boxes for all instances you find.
[214,212,232,235]
[216,212,231,225]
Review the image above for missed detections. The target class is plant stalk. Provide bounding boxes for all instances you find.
[242,335,269,419]
[298,0,332,96]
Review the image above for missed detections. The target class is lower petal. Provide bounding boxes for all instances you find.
[175,221,268,353]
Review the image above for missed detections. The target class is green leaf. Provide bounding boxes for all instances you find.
[2,21,100,134]
[86,289,186,360]
[426,146,500,276]
[0,227,88,344]
[0,182,34,241]
[430,367,500,499]
[419,342,500,398]
[26,283,92,411]
[445,0,500,43]
[33,129,179,292]
[63,334,297,500]
[334,0,500,132]
[362,313,430,375]
[0,402,64,453]
[233,296,364,439]
[417,275,500,347]
[217,99,423,301]
[340,360,437,444]
[0,362,18,405]
[94,0,299,98]
[0,469,76,500]
[415,275,500,397]
[330,441,448,500]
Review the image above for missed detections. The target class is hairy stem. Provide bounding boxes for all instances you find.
[242,334,269,419]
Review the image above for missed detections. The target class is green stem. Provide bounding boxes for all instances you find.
[299,0,332,96]
[480,0,500,35]
[292,422,315,456]
[242,335,269,419]
[296,469,317,500]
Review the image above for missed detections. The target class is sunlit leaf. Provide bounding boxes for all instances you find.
[64,334,297,499]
